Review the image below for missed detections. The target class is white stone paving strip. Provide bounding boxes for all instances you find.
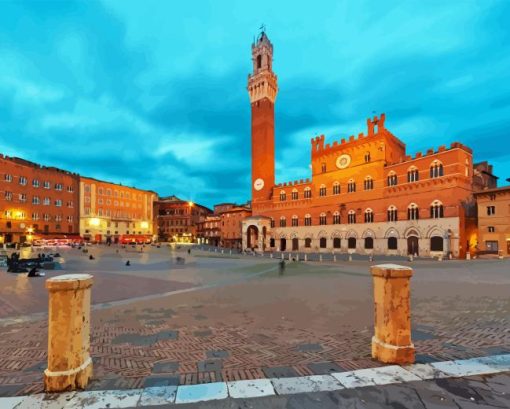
[175,382,228,404]
[271,375,344,395]
[2,354,509,407]
[227,379,275,398]
[138,385,177,406]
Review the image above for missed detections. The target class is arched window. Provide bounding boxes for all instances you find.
[321,163,327,173]
[408,203,419,220]
[348,179,356,193]
[333,181,340,195]
[387,205,398,222]
[388,237,398,250]
[304,214,312,226]
[364,237,374,249]
[430,160,444,178]
[279,190,286,201]
[279,216,286,227]
[269,238,275,247]
[430,200,444,218]
[320,237,327,248]
[348,210,356,224]
[304,187,312,198]
[333,211,340,224]
[364,176,374,191]
[364,152,371,163]
[291,215,299,227]
[270,218,275,228]
[333,237,341,248]
[407,166,419,182]
[319,212,327,225]
[291,189,298,200]
[319,184,327,197]
[305,238,312,248]
[387,171,398,186]
[430,236,444,251]
[257,54,262,69]
[365,208,374,223]
[292,237,299,250]
[348,237,356,249]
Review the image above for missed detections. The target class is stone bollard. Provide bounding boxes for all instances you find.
[319,254,322,262]
[466,252,471,260]
[348,254,352,262]
[304,254,307,262]
[333,255,337,262]
[281,253,284,260]
[270,253,273,259]
[44,274,93,392]
[371,264,414,364]
[288,253,292,261]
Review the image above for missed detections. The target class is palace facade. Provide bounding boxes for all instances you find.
[242,32,493,258]
[0,154,80,244]
[79,177,156,243]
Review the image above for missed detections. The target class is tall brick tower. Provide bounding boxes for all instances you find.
[248,31,278,207]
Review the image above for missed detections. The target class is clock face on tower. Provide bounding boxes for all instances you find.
[336,154,351,169]
[253,178,265,191]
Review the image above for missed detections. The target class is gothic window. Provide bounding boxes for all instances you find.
[321,163,327,173]
[319,212,327,225]
[365,208,374,223]
[348,179,356,193]
[304,187,312,198]
[333,211,340,224]
[333,237,341,248]
[408,203,419,220]
[279,190,286,201]
[291,215,298,227]
[257,55,262,69]
[430,200,444,218]
[364,237,374,249]
[348,210,356,224]
[279,217,286,227]
[364,176,374,190]
[319,184,326,197]
[291,189,298,200]
[364,152,371,163]
[430,161,444,178]
[348,237,356,249]
[388,237,398,250]
[387,205,398,222]
[430,236,444,251]
[270,218,275,228]
[304,214,312,226]
[333,181,340,195]
[387,172,398,186]
[305,238,312,248]
[320,237,327,248]
[407,167,419,182]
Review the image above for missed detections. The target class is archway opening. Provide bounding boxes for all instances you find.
[247,225,259,249]
[292,237,299,251]
[319,237,327,248]
[348,237,356,249]
[364,237,374,249]
[430,236,444,252]
[333,237,341,249]
[280,238,287,251]
[407,236,419,255]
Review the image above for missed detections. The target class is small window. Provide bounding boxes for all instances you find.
[365,209,374,223]
[388,237,398,250]
[387,172,398,186]
[304,214,312,226]
[488,226,495,233]
[387,206,398,222]
[304,187,312,199]
[333,211,340,224]
[321,163,326,173]
[407,168,419,182]
[305,238,312,248]
[348,210,356,224]
[364,177,374,191]
[291,189,298,200]
[319,237,327,248]
[364,152,371,163]
[487,206,495,216]
[430,236,444,251]
[348,237,356,249]
[365,237,374,249]
[280,191,286,201]
[431,201,444,219]
[347,180,356,193]
[291,215,298,227]
[333,182,340,195]
[333,237,341,248]
[279,217,286,227]
[319,213,327,225]
[319,185,326,197]
[408,203,419,220]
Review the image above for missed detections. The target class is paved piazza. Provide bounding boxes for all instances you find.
[0,245,509,398]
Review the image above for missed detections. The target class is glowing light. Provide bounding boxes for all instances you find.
[89,218,100,226]
[27,227,34,233]
[141,221,149,229]
[188,201,194,207]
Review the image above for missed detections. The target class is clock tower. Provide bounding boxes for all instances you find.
[248,31,278,206]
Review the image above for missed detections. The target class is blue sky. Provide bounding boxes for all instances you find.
[1,1,509,207]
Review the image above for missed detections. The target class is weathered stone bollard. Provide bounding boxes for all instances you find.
[371,264,414,364]
[348,254,352,262]
[281,253,284,260]
[333,255,337,262]
[44,274,93,392]
[466,252,471,260]
[304,254,307,262]
[319,254,322,262]
[270,253,273,259]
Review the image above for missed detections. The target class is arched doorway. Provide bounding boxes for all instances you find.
[280,238,287,251]
[247,225,259,249]
[292,238,299,251]
[407,236,419,255]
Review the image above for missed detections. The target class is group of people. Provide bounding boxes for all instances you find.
[6,252,46,277]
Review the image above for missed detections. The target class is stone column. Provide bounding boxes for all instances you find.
[44,274,94,392]
[371,264,414,364]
